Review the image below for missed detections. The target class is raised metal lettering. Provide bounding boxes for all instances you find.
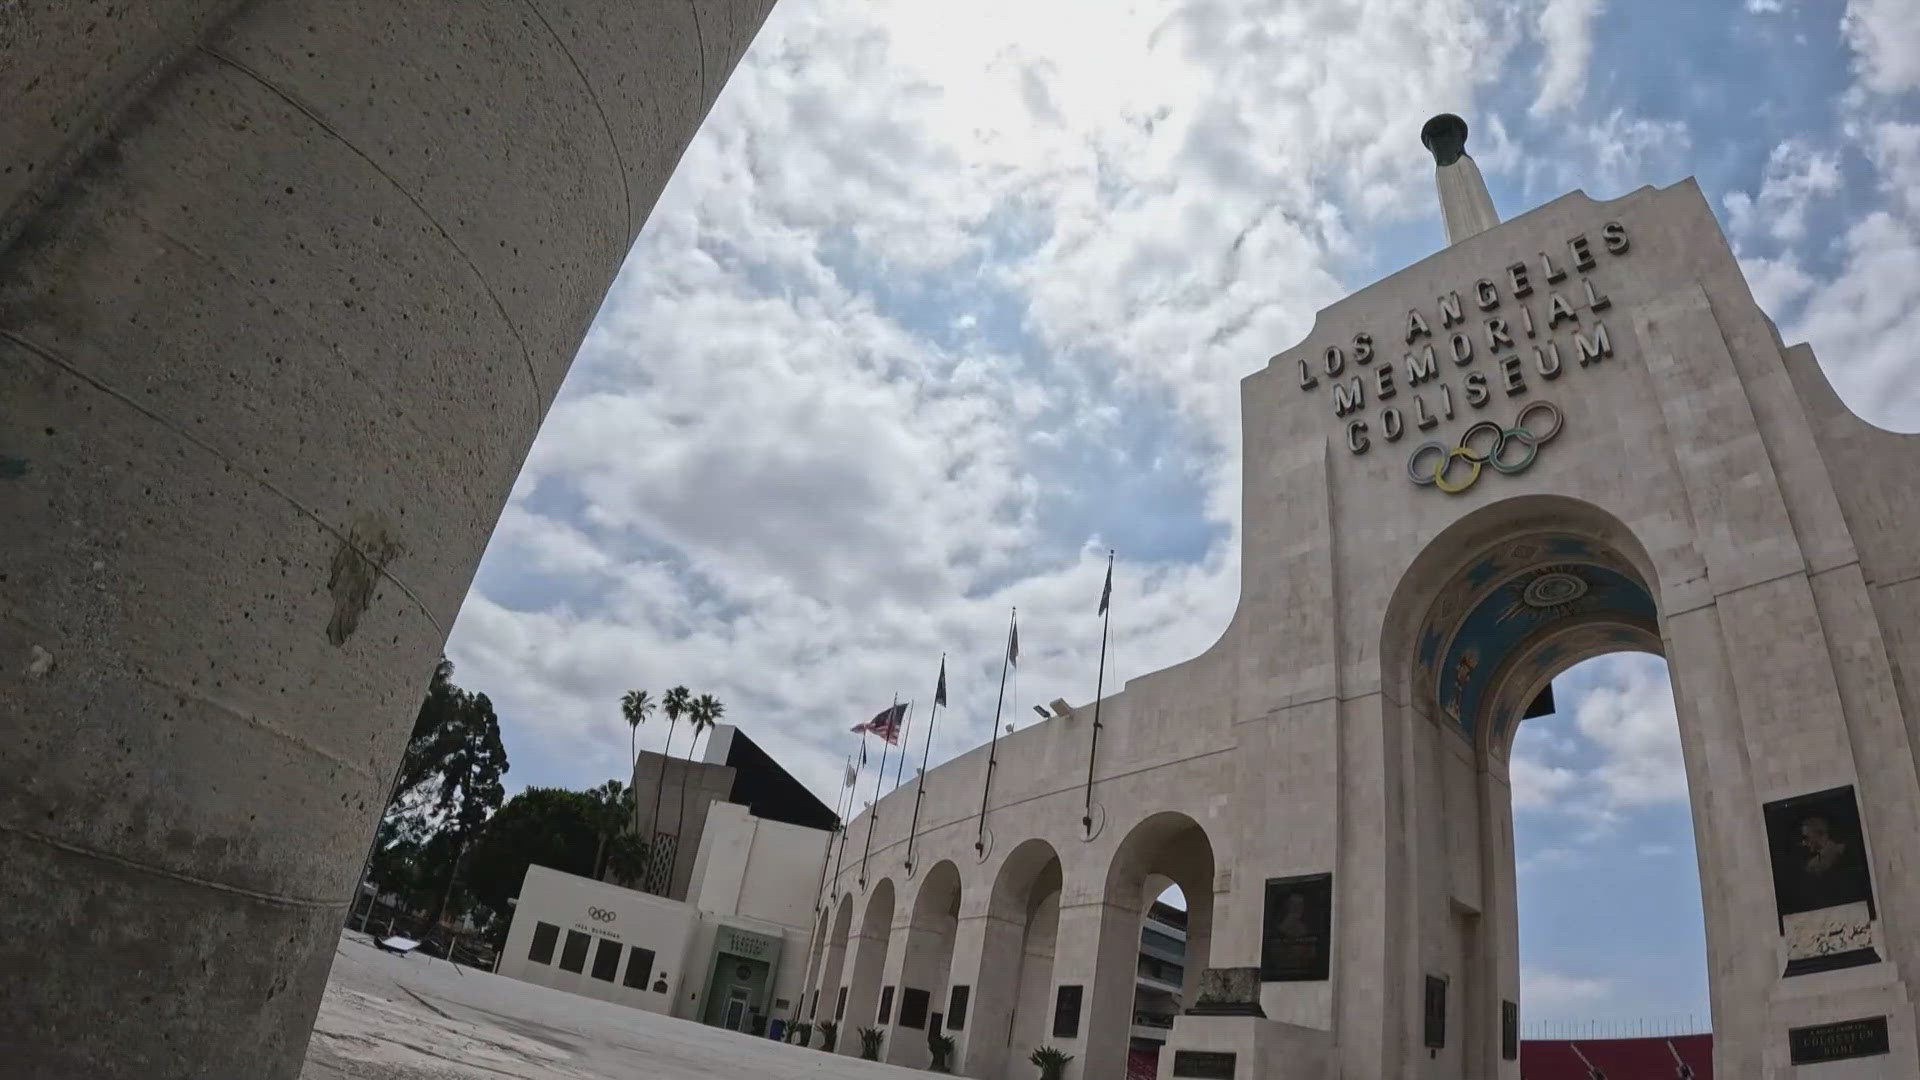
[1333,377,1366,417]
[1575,322,1613,365]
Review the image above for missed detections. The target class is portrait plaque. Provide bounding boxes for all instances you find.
[1171,1050,1237,1079]
[1052,984,1083,1039]
[1502,1000,1518,1061]
[899,987,930,1030]
[1789,1016,1889,1065]
[1765,785,1875,919]
[836,985,848,1020]
[878,985,895,1024]
[947,985,969,1031]
[1261,872,1332,981]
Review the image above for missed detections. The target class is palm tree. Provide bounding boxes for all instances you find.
[667,693,725,888]
[585,778,628,880]
[619,689,654,834]
[645,686,691,891]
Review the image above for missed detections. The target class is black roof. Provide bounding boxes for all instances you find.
[721,728,837,831]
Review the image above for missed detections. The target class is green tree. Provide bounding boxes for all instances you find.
[418,689,509,933]
[620,689,655,835]
[583,778,631,880]
[463,787,603,925]
[667,693,725,887]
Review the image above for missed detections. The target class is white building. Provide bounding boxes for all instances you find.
[497,798,832,1036]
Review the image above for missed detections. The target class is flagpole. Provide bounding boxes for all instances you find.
[832,731,863,896]
[860,695,897,887]
[905,656,944,873]
[892,700,915,791]
[1082,551,1114,834]
[975,609,1015,855]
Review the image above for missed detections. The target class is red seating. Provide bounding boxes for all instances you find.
[1522,1035,1712,1079]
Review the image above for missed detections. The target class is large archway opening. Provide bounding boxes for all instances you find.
[816,894,855,1026]
[1391,512,1717,1077]
[887,860,964,1066]
[1508,653,1709,1044]
[970,839,1064,1080]
[1094,813,1217,1080]
[843,878,898,1052]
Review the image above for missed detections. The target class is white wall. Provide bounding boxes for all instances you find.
[499,806,831,1032]
[498,864,700,1016]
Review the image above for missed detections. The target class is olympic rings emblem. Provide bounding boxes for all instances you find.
[1407,401,1562,493]
[588,906,617,922]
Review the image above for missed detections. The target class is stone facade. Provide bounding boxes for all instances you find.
[805,170,1920,1078]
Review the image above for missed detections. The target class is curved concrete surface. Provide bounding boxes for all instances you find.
[0,2,773,1076]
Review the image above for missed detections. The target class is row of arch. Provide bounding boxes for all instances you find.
[800,811,1218,1079]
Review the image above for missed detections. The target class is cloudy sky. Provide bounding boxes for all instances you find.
[443,0,1920,1032]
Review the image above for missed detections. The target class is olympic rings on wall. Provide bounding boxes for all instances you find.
[1407,401,1562,493]
[588,906,617,922]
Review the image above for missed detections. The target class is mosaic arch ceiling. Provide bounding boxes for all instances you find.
[1415,534,1657,744]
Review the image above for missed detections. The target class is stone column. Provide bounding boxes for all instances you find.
[950,909,1025,1080]
[0,1,774,1076]
[1047,897,1143,1080]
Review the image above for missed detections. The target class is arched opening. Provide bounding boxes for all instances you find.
[1388,507,1713,1077]
[1094,813,1217,1080]
[816,894,855,1026]
[842,879,897,1053]
[1508,653,1709,1049]
[888,860,964,1066]
[969,838,1064,1080]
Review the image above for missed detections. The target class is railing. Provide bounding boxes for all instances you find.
[1132,1012,1174,1029]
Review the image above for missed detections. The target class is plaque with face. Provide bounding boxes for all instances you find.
[1261,872,1333,981]
[1764,785,1875,919]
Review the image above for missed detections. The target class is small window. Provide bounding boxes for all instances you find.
[623,946,656,990]
[947,985,969,1031]
[528,922,559,965]
[836,986,848,1020]
[560,930,590,973]
[878,985,895,1024]
[591,938,621,982]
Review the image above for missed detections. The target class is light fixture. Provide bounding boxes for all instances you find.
[1032,705,1050,718]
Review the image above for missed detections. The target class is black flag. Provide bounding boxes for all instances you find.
[1099,554,1113,615]
[934,658,948,708]
[1009,615,1019,666]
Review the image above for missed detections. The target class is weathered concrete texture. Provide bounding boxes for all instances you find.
[305,934,924,1080]
[0,1,774,1077]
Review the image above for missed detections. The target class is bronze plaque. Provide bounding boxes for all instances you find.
[1261,872,1332,981]
[1764,785,1876,920]
[1789,1016,1889,1065]
[1171,1050,1237,1079]
[1052,984,1083,1039]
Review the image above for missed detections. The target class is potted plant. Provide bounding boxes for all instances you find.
[789,1021,812,1047]
[927,1031,956,1073]
[858,1026,885,1060]
[1030,1046,1074,1080]
[817,1019,839,1052]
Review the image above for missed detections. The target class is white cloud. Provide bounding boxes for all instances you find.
[443,0,1528,800]
[1637,842,1677,857]
[1523,966,1614,1009]
[1722,140,1844,245]
[1747,0,1786,12]
[1844,0,1920,95]
[1574,657,1689,808]
[1511,750,1582,810]
[1531,0,1605,116]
